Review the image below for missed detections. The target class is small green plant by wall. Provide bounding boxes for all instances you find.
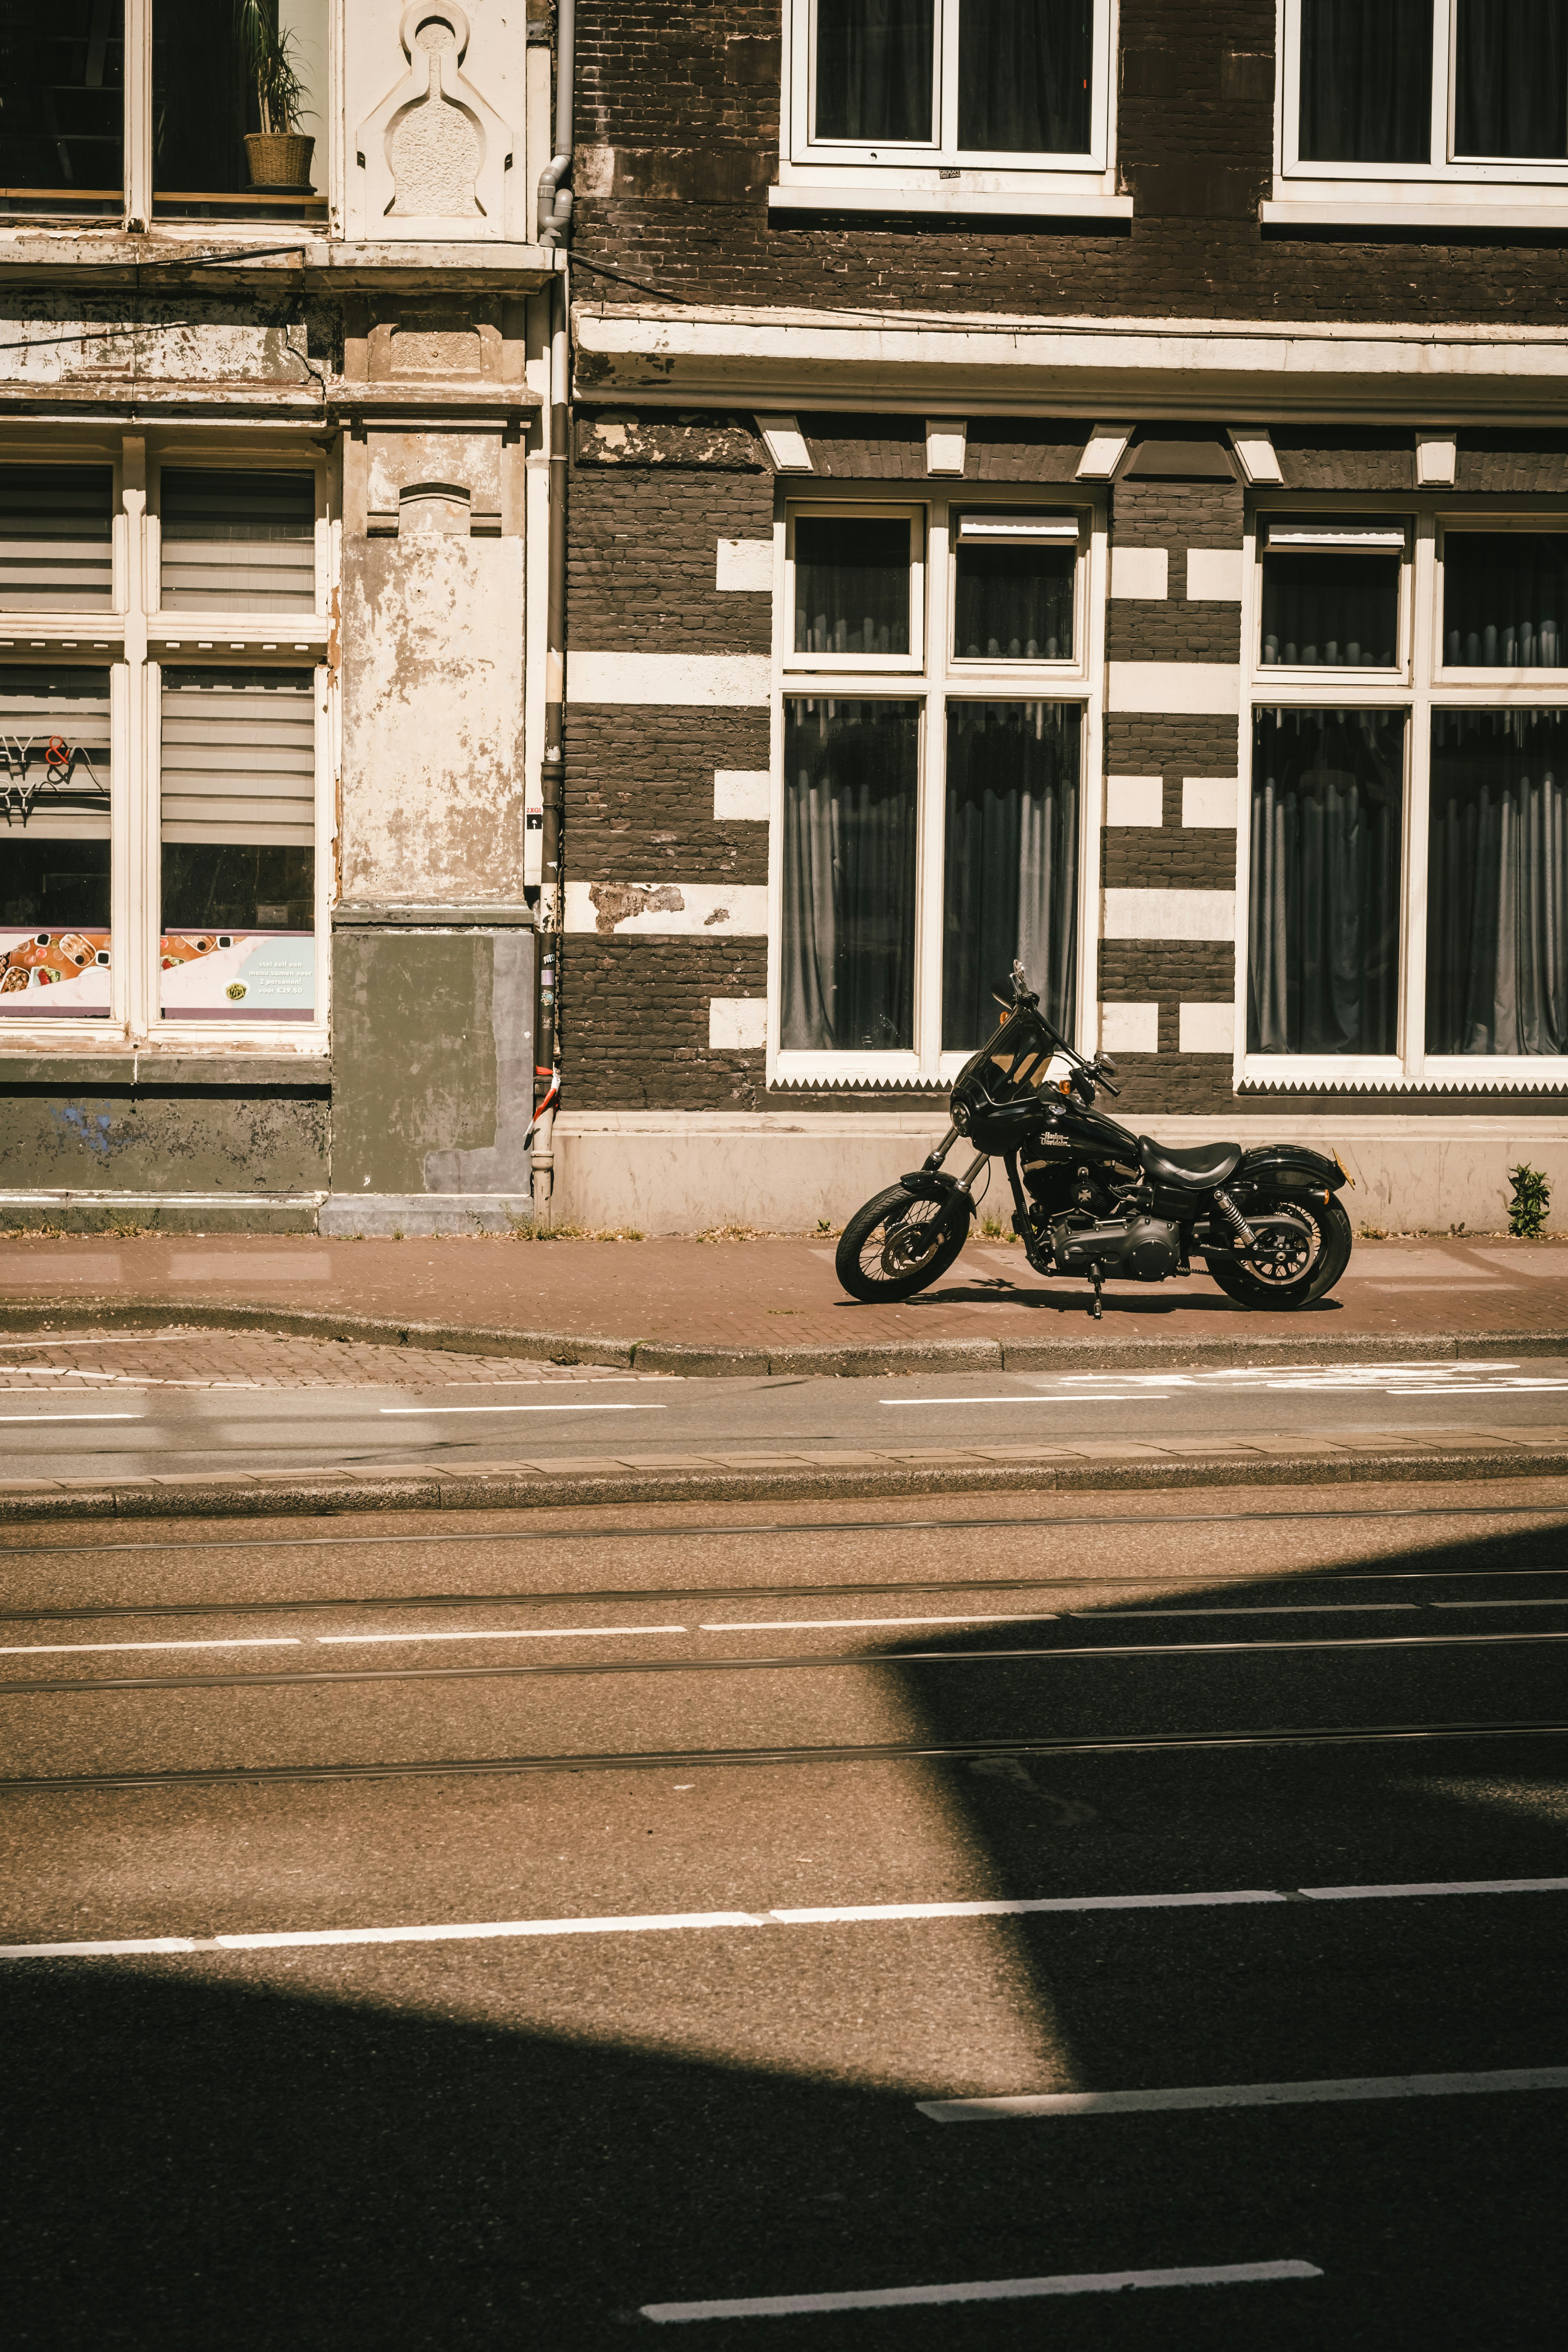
[1507,1164,1551,1240]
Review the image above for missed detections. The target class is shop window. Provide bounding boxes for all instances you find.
[781,698,919,1052]
[1260,521,1404,669]
[953,512,1077,661]
[0,2,125,217]
[1246,500,1568,1080]
[0,467,115,611]
[0,667,113,1018]
[159,469,316,611]
[1427,707,1568,1053]
[159,668,316,1021]
[941,700,1080,1049]
[775,494,1099,1077]
[1247,708,1405,1056]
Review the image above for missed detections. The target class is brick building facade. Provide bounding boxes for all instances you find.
[550,0,1568,1234]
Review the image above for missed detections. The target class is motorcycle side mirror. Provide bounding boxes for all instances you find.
[1098,1054,1119,1078]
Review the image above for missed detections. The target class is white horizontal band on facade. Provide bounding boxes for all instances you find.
[708,998,768,1050]
[1109,547,1167,601]
[1179,1003,1236,1055]
[1182,777,1239,828]
[567,652,771,706]
[1105,777,1163,827]
[767,183,1135,221]
[713,769,771,821]
[1184,549,1243,602]
[1107,662,1240,716]
[1099,1003,1158,1054]
[714,539,772,592]
[564,882,769,937]
[1102,888,1236,941]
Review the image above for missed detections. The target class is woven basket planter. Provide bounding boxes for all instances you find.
[244,132,315,189]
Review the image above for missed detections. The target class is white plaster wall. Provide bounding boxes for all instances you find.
[340,534,526,901]
[550,1115,1568,1234]
[343,0,529,240]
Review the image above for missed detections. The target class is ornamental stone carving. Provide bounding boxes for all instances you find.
[356,6,513,240]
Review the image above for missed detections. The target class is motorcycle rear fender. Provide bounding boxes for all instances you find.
[1237,1144,1348,1195]
[899,1170,980,1219]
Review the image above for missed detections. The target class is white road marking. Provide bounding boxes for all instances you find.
[0,1412,141,1424]
[640,2260,1323,2322]
[315,1625,687,1646]
[5,1876,1564,1963]
[1432,1597,1568,1608]
[1087,1604,1417,1616]
[377,1403,667,1416]
[699,1613,1061,1631]
[1386,1384,1568,1396]
[880,1395,1153,1407]
[0,1637,303,1656]
[920,2066,1568,2121]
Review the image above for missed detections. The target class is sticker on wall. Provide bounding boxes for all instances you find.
[159,932,315,1021]
[0,928,111,1016]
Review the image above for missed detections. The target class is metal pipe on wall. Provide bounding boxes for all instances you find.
[532,0,573,1222]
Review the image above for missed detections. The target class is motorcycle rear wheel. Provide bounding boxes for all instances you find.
[835,1186,968,1303]
[1203,1192,1353,1310]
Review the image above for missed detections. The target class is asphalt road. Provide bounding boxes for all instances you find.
[3,1484,1566,2346]
[6,1353,1568,1479]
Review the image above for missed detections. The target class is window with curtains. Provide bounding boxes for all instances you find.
[776,494,1101,1078]
[0,444,331,1040]
[1281,0,1568,194]
[785,0,1116,181]
[1244,502,1568,1080]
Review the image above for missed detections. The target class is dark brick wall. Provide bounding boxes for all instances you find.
[1102,828,1238,889]
[1112,478,1244,553]
[1106,597,1241,662]
[1455,433,1568,493]
[1100,941,1235,1005]
[1272,431,1416,492]
[1105,715,1240,774]
[566,706,769,884]
[565,938,767,1108]
[569,470,773,654]
[1089,1054,1237,1115]
[571,1,1568,325]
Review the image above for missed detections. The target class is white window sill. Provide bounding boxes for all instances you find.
[1240,1056,1568,1091]
[771,1052,936,1087]
[769,180,1132,221]
[1263,196,1568,231]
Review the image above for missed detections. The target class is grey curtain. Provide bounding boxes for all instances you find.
[793,517,910,657]
[781,700,919,1052]
[1298,0,1432,163]
[814,0,935,142]
[942,702,1079,1049]
[1455,0,1568,158]
[954,542,1075,659]
[1248,709,1404,1055]
[957,0,1093,154]
[1261,552,1400,668]
[1427,709,1568,1055]
[1443,534,1568,667]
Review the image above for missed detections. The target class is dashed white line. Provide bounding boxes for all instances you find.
[0,1413,142,1424]
[377,1403,667,1416]
[919,2067,1568,2121]
[5,1875,1564,1962]
[0,1637,303,1657]
[639,2259,1324,2322]
[315,1625,686,1647]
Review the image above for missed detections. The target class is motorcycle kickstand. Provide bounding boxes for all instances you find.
[1088,1262,1104,1321]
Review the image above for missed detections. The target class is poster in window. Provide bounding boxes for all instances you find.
[159,928,315,1019]
[1,667,113,1017]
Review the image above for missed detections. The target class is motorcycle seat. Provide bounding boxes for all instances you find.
[1138,1137,1242,1189]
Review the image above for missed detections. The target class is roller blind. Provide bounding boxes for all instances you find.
[159,470,316,611]
[0,468,114,611]
[0,667,112,838]
[160,668,316,845]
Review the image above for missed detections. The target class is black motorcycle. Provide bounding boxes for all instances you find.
[835,964,1353,1317]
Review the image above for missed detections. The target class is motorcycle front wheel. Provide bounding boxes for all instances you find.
[1203,1192,1353,1310]
[835,1185,969,1303]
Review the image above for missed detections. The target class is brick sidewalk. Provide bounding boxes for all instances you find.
[2,1231,1567,1363]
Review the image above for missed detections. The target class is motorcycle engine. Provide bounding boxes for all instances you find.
[1051,1213,1181,1283]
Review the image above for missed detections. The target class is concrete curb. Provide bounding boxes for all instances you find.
[2,1443,1567,1525]
[1,1295,1566,1376]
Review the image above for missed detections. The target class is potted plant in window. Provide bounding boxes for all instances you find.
[234,1,315,190]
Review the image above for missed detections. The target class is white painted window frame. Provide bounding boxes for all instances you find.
[0,427,336,1055]
[1272,0,1568,222]
[776,0,1126,216]
[783,502,926,675]
[2,0,341,237]
[1237,489,1568,1092]
[769,482,1106,1089]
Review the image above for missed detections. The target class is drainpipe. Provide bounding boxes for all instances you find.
[532,1,572,1223]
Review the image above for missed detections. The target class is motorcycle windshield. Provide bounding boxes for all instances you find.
[953,1006,1066,1105]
